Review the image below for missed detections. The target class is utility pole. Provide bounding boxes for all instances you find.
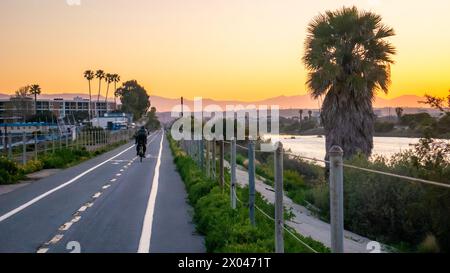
[219,140,224,188]
[248,140,256,226]
[181,97,184,118]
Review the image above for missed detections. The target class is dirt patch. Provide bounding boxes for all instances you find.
[25,169,61,180]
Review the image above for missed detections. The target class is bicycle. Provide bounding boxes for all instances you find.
[137,144,145,162]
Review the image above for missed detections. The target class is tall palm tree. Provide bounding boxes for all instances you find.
[84,70,95,120]
[104,73,114,112]
[303,6,396,159]
[29,84,41,115]
[395,107,404,121]
[113,74,121,110]
[95,70,105,117]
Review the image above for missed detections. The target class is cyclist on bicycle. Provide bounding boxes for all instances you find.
[135,126,148,156]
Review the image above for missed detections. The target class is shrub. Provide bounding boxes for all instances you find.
[21,160,44,174]
[167,134,329,253]
[40,148,91,169]
[374,121,394,133]
[0,157,22,184]
[417,234,440,253]
[245,137,450,252]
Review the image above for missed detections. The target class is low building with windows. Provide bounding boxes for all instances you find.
[90,112,133,130]
[0,96,117,120]
[0,122,57,135]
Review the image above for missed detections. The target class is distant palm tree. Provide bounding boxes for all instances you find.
[395,107,404,121]
[29,84,41,115]
[95,70,105,117]
[299,109,303,123]
[112,74,121,110]
[303,6,396,159]
[104,73,114,112]
[84,70,95,120]
[308,110,312,120]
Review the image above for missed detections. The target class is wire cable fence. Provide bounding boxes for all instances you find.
[181,138,322,253]
[0,129,134,165]
[221,176,319,253]
[180,137,450,253]
[232,140,449,189]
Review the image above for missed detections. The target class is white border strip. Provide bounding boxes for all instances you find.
[0,131,157,223]
[137,130,164,253]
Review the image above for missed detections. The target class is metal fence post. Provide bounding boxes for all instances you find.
[196,140,200,166]
[44,134,48,153]
[274,142,284,253]
[206,141,210,178]
[34,133,38,160]
[231,138,237,209]
[200,139,204,171]
[52,133,55,153]
[329,145,344,253]
[212,139,216,179]
[76,132,79,150]
[219,140,224,188]
[1,130,5,156]
[22,132,27,165]
[8,133,13,160]
[248,140,256,226]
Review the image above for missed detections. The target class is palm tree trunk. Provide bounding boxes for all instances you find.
[105,83,110,113]
[322,90,374,161]
[88,80,92,120]
[114,82,117,110]
[97,80,101,118]
[35,94,37,115]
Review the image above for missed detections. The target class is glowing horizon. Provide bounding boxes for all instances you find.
[0,0,449,102]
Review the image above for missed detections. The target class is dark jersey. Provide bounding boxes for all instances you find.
[135,130,147,145]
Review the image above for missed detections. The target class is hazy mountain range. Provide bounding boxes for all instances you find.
[0,93,428,112]
[149,94,429,112]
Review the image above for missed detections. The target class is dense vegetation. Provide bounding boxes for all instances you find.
[167,134,329,253]
[279,111,450,138]
[145,107,161,131]
[0,140,128,185]
[239,138,450,252]
[115,80,151,120]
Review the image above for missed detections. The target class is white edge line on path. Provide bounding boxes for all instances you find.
[0,131,159,223]
[137,130,164,253]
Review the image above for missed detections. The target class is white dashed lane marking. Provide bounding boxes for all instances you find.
[37,248,49,253]
[0,143,136,223]
[59,222,73,231]
[48,234,64,244]
[92,192,102,199]
[33,131,161,253]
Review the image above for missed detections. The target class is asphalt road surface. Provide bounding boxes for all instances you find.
[0,130,205,253]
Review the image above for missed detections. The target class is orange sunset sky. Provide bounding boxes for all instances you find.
[0,0,449,102]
